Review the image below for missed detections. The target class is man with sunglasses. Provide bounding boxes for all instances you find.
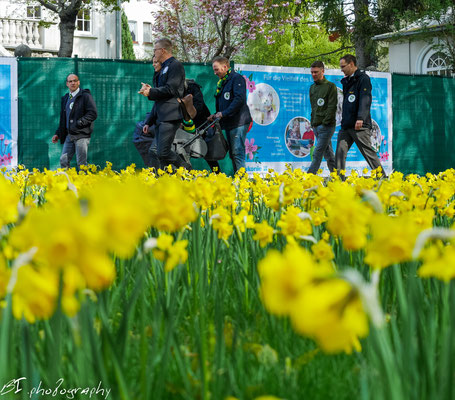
[335,54,385,178]
[139,38,189,170]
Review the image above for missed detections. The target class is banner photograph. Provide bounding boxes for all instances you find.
[0,58,18,168]
[236,64,392,175]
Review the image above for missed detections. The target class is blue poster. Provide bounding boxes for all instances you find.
[0,58,18,168]
[236,64,392,175]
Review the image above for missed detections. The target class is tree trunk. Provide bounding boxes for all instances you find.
[353,35,374,69]
[58,10,78,57]
[353,0,375,68]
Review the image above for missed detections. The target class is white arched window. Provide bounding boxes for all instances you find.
[422,50,452,76]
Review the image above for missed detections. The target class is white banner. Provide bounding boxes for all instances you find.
[0,57,18,168]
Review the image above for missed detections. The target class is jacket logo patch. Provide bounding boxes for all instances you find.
[348,94,356,103]
[69,102,74,110]
[162,66,169,74]
[317,98,325,106]
[224,92,230,100]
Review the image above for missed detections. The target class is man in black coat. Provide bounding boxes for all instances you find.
[139,38,189,170]
[335,54,385,177]
[52,74,97,169]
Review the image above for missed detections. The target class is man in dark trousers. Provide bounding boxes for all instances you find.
[139,38,189,170]
[209,56,252,174]
[335,54,385,177]
[52,74,97,169]
[307,60,337,174]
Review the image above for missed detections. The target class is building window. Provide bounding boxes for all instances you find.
[143,22,153,43]
[26,6,41,20]
[424,51,451,76]
[76,9,91,33]
[128,21,137,42]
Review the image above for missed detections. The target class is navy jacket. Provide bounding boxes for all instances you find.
[215,71,252,131]
[147,57,185,123]
[340,69,372,130]
[55,89,97,144]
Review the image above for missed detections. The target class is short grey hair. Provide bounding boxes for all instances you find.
[155,38,173,53]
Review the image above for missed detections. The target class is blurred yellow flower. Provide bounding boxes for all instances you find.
[153,234,188,272]
[0,175,20,227]
[277,206,312,238]
[148,177,198,232]
[210,207,233,241]
[253,221,274,248]
[258,246,331,316]
[12,265,58,323]
[311,240,335,262]
[290,278,368,354]
[418,242,455,282]
[365,214,421,269]
[326,183,372,250]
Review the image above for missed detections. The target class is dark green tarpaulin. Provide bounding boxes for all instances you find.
[392,74,455,175]
[17,57,233,173]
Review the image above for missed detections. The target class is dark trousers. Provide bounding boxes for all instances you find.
[151,121,189,170]
[335,127,386,176]
[134,140,154,168]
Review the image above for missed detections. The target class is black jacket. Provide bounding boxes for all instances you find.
[340,69,372,129]
[185,79,211,128]
[147,57,185,123]
[55,88,98,144]
[215,71,252,131]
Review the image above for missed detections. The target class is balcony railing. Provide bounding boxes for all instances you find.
[0,18,42,48]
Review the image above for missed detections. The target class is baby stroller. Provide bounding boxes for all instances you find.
[172,118,228,166]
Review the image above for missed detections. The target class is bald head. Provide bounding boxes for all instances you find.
[66,74,80,92]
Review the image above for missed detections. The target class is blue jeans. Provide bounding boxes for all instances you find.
[307,125,335,174]
[60,136,90,169]
[225,124,249,173]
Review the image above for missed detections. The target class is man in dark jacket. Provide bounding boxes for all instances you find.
[307,60,337,174]
[209,56,252,174]
[139,38,189,170]
[335,54,385,177]
[52,74,97,169]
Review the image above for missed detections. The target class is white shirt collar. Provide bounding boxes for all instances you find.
[70,88,80,97]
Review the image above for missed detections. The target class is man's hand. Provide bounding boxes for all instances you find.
[214,112,223,119]
[143,124,149,134]
[138,82,151,97]
[52,135,59,143]
[354,120,363,130]
[207,114,215,122]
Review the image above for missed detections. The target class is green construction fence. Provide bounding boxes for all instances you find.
[17,57,234,173]
[392,73,455,175]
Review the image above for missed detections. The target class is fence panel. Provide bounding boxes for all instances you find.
[17,58,225,171]
[392,74,455,175]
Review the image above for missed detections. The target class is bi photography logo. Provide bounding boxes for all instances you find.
[0,378,111,399]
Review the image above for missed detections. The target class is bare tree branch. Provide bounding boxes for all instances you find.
[293,45,355,61]
[37,0,58,13]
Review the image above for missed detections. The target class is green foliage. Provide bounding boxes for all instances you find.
[237,24,351,68]
[121,10,136,61]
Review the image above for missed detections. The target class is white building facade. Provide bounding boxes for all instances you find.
[0,0,156,59]
[373,12,454,76]
[123,0,157,60]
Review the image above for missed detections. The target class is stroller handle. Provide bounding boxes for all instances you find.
[197,117,220,133]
